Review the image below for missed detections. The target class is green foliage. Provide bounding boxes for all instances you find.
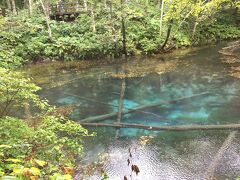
[0,0,239,65]
[0,68,94,179]
[195,9,240,43]
[203,24,240,40]
[0,115,91,179]
[173,32,191,48]
[0,115,90,163]
[0,68,49,117]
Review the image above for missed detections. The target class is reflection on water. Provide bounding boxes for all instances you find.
[80,130,240,180]
[28,43,240,179]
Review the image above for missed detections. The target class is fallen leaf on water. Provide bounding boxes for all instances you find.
[131,165,140,175]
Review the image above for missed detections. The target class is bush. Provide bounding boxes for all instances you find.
[0,67,94,179]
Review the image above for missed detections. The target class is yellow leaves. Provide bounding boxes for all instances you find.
[61,174,73,180]
[139,135,154,146]
[0,145,12,149]
[0,171,5,176]
[12,167,41,177]
[12,168,22,175]
[0,138,76,178]
[5,159,22,163]
[34,159,47,167]
[29,167,41,176]
[50,173,73,180]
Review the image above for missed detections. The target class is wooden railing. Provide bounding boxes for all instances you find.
[50,3,85,14]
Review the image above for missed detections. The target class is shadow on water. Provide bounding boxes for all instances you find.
[26,42,240,179]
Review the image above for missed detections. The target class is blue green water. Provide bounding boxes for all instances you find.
[29,42,240,179]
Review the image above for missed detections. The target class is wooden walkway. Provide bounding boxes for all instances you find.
[49,2,84,21]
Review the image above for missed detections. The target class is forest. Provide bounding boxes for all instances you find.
[0,0,239,65]
[0,0,240,179]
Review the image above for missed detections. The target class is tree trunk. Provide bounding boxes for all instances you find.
[83,0,88,11]
[121,0,127,57]
[157,0,161,8]
[40,0,52,40]
[161,19,173,50]
[76,0,80,11]
[104,0,107,9]
[115,77,126,138]
[109,0,117,57]
[90,5,96,32]
[6,0,11,12]
[28,0,33,15]
[159,0,164,36]
[23,0,28,8]
[10,0,17,15]
[192,17,199,39]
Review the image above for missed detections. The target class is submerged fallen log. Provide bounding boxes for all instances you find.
[64,92,163,119]
[79,122,240,131]
[79,92,209,122]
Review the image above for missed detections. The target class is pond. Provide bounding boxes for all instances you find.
[24,42,240,179]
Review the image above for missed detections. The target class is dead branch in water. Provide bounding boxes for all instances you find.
[79,92,210,122]
[64,92,163,119]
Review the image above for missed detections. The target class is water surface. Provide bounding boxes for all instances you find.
[26,42,240,179]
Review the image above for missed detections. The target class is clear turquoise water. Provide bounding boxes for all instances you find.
[35,43,240,179]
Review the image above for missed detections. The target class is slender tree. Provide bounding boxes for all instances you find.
[121,0,127,57]
[10,0,17,15]
[90,4,96,32]
[28,0,33,15]
[5,0,12,13]
[159,0,164,36]
[161,0,173,50]
[109,0,117,56]
[83,0,88,11]
[39,0,52,39]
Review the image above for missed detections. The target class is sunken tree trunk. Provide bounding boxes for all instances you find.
[79,92,209,123]
[115,78,126,138]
